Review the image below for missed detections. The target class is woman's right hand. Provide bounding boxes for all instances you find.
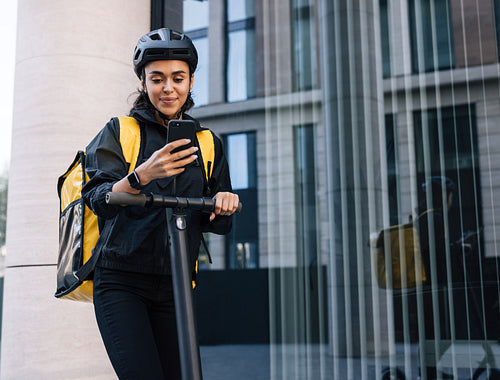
[111,139,198,194]
[135,139,199,185]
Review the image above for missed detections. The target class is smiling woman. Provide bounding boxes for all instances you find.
[80,28,239,380]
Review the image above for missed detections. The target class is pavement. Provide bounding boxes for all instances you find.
[200,342,500,380]
[200,345,270,380]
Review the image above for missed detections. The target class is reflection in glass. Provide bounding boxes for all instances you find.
[224,132,258,270]
[409,0,455,73]
[291,0,318,91]
[228,0,255,23]
[226,0,256,102]
[183,0,209,30]
[190,37,209,106]
[183,1,209,107]
[227,28,256,102]
[264,0,500,378]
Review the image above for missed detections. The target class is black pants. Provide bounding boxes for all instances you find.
[93,266,182,380]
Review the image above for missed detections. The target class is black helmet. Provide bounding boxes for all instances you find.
[421,176,456,195]
[133,28,198,79]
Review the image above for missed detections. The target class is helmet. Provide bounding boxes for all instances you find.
[421,176,456,195]
[133,28,198,78]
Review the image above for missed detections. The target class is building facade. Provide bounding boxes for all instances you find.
[2,0,500,379]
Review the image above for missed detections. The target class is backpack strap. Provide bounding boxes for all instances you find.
[194,128,215,288]
[196,129,215,182]
[118,117,141,173]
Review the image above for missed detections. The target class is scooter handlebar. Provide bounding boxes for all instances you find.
[106,192,242,213]
[105,192,148,207]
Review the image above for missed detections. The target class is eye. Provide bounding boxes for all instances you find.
[151,77,162,84]
[173,77,184,83]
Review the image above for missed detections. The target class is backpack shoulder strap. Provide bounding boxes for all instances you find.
[118,117,141,173]
[196,128,215,181]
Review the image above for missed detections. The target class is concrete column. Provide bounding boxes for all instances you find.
[1,1,149,378]
[318,0,387,357]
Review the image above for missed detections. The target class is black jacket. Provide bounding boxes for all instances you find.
[82,109,232,275]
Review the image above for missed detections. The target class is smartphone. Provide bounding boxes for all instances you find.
[167,119,196,154]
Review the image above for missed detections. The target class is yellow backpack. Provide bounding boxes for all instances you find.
[55,117,214,302]
[369,212,432,290]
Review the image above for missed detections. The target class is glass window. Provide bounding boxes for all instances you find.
[409,0,455,73]
[224,132,258,269]
[380,0,391,78]
[295,124,318,265]
[227,0,255,23]
[184,0,209,106]
[183,0,209,30]
[413,105,481,239]
[291,0,318,91]
[188,36,209,106]
[385,114,401,225]
[494,0,500,61]
[226,0,256,102]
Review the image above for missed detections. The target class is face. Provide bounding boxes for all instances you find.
[142,60,194,122]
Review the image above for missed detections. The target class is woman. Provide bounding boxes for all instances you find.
[82,28,239,379]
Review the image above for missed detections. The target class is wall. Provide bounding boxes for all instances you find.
[1,1,150,378]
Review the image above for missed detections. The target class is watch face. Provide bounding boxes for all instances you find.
[128,171,141,189]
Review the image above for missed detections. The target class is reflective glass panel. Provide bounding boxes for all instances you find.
[227,28,256,102]
[183,0,209,30]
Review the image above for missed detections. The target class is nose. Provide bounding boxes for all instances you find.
[163,80,173,93]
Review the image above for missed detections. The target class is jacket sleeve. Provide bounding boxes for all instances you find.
[82,118,128,219]
[201,133,234,235]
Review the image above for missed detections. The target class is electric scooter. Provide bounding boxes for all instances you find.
[106,191,242,380]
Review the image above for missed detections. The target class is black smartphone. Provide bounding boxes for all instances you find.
[167,119,196,154]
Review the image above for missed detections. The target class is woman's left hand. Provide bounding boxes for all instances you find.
[210,192,240,221]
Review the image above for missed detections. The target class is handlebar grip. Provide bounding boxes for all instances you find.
[106,192,243,213]
[106,192,148,207]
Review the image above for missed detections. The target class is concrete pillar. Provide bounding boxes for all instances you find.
[318,0,387,357]
[1,1,149,378]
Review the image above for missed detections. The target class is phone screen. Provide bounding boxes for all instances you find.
[167,119,196,154]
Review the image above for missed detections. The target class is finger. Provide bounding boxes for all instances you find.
[171,146,198,162]
[172,154,198,168]
[168,167,186,177]
[163,139,192,153]
[214,195,223,215]
[226,195,238,214]
[210,212,215,221]
[231,194,240,212]
[222,196,231,215]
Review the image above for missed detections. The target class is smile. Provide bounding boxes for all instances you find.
[160,97,177,105]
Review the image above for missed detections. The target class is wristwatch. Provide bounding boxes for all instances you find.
[126,170,145,190]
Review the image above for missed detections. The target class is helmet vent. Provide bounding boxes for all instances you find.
[146,49,167,57]
[171,31,182,40]
[172,49,189,55]
[150,33,162,41]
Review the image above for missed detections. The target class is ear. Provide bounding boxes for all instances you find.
[141,78,147,93]
[190,74,194,90]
